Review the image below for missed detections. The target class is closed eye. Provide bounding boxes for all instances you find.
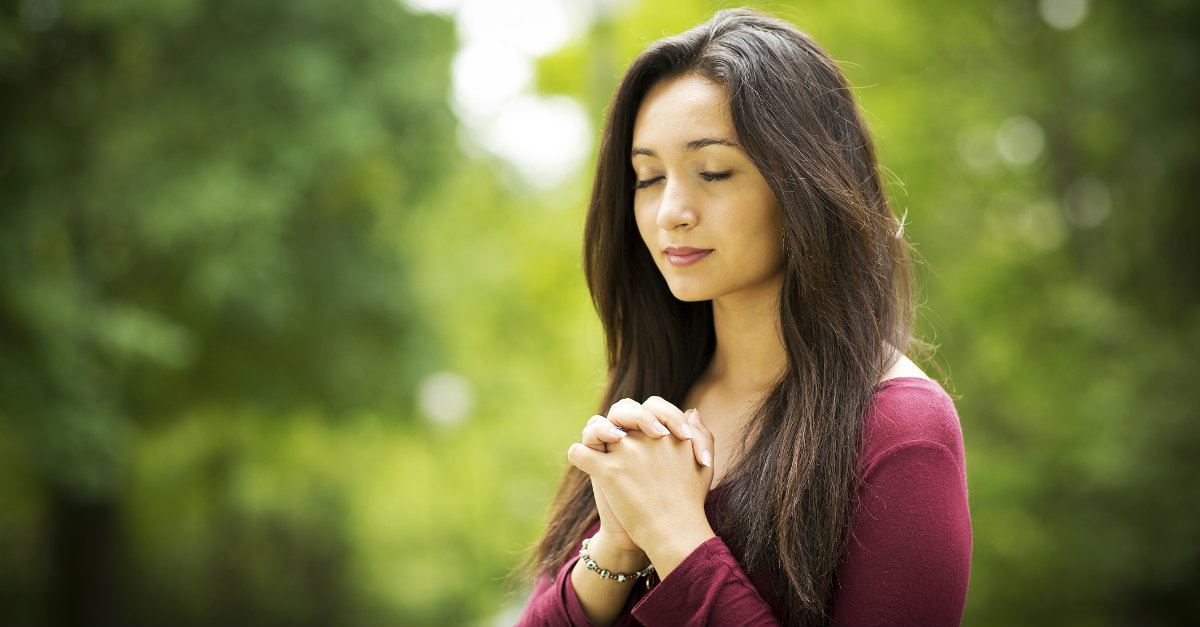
[632,171,733,190]
[700,171,733,183]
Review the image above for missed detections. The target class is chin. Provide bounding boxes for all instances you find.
[664,277,717,302]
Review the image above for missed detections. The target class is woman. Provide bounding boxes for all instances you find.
[512,7,970,626]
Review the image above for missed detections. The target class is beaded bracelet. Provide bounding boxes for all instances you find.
[578,536,656,584]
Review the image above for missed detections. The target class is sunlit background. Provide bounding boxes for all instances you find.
[2,0,1197,625]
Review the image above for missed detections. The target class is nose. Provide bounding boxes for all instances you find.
[655,179,699,231]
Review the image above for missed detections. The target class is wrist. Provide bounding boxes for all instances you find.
[642,520,716,581]
[595,527,646,556]
[587,532,651,574]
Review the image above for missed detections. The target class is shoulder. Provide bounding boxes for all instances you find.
[835,376,973,626]
[859,375,965,477]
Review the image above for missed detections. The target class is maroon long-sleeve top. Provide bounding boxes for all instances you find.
[515,376,972,626]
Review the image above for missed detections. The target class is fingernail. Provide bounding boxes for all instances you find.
[611,427,626,438]
[656,423,670,436]
[701,450,712,467]
[679,424,693,439]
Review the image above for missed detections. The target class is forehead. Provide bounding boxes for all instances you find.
[632,74,734,149]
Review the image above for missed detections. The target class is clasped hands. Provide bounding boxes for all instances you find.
[566,396,717,568]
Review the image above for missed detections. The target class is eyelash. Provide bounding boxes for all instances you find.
[633,171,733,190]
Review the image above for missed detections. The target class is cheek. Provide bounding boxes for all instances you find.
[634,207,662,258]
[633,206,653,242]
[729,203,784,270]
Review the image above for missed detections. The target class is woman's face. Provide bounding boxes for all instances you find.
[631,72,785,303]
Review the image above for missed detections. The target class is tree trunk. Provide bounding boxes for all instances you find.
[48,489,119,627]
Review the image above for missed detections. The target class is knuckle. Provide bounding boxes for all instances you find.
[611,398,639,411]
[644,396,684,420]
[604,415,633,430]
[605,410,634,428]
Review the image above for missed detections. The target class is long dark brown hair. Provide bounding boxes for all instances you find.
[510,6,935,625]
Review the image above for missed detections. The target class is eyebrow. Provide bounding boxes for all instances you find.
[631,137,740,158]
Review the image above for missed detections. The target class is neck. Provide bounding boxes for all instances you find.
[703,271,787,394]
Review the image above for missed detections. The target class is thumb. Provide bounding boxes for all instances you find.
[567,442,606,476]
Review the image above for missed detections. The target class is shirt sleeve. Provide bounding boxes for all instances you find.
[629,535,781,626]
[831,439,973,627]
[512,551,599,627]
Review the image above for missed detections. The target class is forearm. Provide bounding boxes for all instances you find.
[570,533,650,626]
[642,523,716,581]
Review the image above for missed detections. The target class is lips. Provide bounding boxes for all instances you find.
[663,246,712,256]
[663,246,714,267]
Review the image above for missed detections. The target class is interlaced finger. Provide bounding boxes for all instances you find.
[582,414,627,452]
[641,395,695,441]
[607,398,672,438]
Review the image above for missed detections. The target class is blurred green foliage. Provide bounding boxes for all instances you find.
[1,0,1197,625]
